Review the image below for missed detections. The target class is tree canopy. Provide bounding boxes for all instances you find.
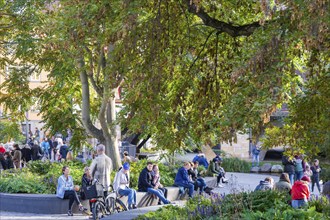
[0,0,329,162]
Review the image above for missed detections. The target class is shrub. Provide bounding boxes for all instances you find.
[0,160,85,194]
[320,163,330,182]
[221,157,251,173]
[0,169,52,194]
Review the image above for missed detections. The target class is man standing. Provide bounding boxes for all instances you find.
[90,144,113,197]
[12,144,22,169]
[138,161,171,204]
[252,145,261,167]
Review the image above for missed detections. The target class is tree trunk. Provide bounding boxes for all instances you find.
[98,87,121,169]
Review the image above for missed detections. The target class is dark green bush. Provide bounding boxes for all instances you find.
[136,191,330,220]
[221,157,251,173]
[0,160,85,194]
[320,163,330,182]
[0,169,51,194]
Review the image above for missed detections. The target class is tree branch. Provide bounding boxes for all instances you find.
[84,46,103,97]
[185,0,261,37]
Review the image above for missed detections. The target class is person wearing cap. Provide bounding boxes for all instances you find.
[291,175,311,208]
[113,162,137,209]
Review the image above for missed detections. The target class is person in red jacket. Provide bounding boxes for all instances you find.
[291,176,311,208]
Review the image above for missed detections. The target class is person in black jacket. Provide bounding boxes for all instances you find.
[138,161,171,205]
[4,152,14,169]
[21,144,32,166]
[81,167,93,212]
[31,141,43,161]
[282,155,296,185]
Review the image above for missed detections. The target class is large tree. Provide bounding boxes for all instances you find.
[1,0,329,164]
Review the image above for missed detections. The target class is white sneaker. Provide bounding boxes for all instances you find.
[217,183,224,188]
[222,178,228,183]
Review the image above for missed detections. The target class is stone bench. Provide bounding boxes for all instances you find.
[0,179,217,214]
[0,193,90,214]
[0,187,182,214]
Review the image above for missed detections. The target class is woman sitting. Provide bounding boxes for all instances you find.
[56,166,87,216]
[207,157,228,187]
[152,164,168,204]
[274,173,292,193]
[81,166,93,212]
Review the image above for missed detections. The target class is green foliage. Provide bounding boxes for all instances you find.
[308,196,330,217]
[221,157,251,173]
[1,0,329,164]
[0,169,51,194]
[241,206,325,220]
[0,120,25,143]
[0,160,86,194]
[136,205,186,220]
[320,163,330,182]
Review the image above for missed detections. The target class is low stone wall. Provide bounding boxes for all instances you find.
[0,177,217,214]
[0,193,89,214]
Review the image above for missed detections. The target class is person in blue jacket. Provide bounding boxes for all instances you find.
[174,162,195,198]
[192,151,209,169]
[56,166,87,216]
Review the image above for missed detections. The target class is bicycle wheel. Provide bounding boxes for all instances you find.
[106,196,128,214]
[92,201,106,220]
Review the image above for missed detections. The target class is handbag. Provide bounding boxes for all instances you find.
[83,183,104,199]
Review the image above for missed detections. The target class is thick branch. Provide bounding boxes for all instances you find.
[185,0,260,37]
[84,46,103,97]
[77,55,104,142]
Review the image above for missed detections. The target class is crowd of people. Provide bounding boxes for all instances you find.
[55,146,224,216]
[254,154,327,209]
[1,139,329,216]
[0,134,93,171]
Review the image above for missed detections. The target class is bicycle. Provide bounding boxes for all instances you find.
[87,180,128,220]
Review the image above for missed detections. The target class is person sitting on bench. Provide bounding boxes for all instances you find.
[138,161,171,205]
[188,161,207,195]
[174,162,195,198]
[113,162,137,209]
[208,157,228,188]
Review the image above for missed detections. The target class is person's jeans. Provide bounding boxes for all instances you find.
[252,154,259,167]
[295,171,304,181]
[175,182,194,198]
[118,188,136,205]
[292,199,307,209]
[196,178,206,194]
[147,188,170,204]
[312,176,321,193]
[289,174,295,185]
